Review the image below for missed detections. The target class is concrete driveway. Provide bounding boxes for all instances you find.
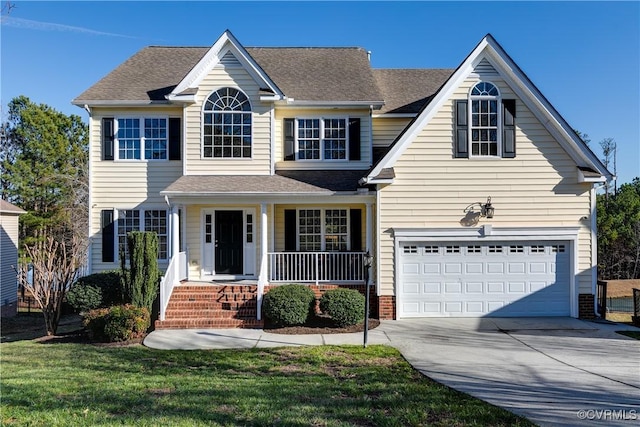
[383,318,640,427]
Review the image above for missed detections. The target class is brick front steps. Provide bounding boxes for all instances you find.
[155,284,264,329]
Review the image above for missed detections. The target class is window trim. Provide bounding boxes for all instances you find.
[201,87,253,160]
[295,208,351,252]
[294,116,350,162]
[113,115,169,162]
[468,81,502,159]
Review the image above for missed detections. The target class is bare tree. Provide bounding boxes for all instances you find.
[16,232,88,335]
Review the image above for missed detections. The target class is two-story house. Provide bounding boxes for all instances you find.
[73,31,611,328]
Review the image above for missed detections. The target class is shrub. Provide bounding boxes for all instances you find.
[67,271,123,313]
[121,232,160,315]
[83,307,110,342]
[262,284,316,327]
[319,288,365,327]
[83,305,150,343]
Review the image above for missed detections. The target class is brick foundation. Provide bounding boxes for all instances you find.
[378,295,396,320]
[578,293,596,319]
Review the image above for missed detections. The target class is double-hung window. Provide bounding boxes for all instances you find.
[297,118,347,161]
[116,118,168,160]
[117,209,168,260]
[470,82,500,157]
[454,81,516,159]
[298,208,349,251]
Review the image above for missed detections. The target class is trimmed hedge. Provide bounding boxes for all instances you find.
[319,288,365,327]
[83,304,150,342]
[262,284,316,327]
[67,271,124,313]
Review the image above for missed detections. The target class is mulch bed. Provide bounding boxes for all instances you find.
[264,315,380,335]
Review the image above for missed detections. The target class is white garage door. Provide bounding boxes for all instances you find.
[399,241,570,317]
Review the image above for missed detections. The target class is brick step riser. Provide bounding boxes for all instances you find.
[155,319,264,329]
[170,293,258,300]
[174,286,258,293]
[164,310,257,320]
[166,302,257,310]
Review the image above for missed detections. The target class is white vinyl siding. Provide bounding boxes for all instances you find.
[0,212,20,307]
[372,117,412,147]
[89,107,182,272]
[378,76,594,298]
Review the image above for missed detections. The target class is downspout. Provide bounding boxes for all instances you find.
[591,183,602,317]
[84,105,93,275]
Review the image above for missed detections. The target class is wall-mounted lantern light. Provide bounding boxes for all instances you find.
[464,196,495,219]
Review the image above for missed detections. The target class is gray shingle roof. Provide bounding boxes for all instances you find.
[373,69,454,114]
[161,175,335,195]
[74,46,384,104]
[0,199,26,214]
[74,47,208,102]
[245,47,383,103]
[275,170,367,192]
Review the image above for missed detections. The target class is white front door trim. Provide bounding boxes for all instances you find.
[393,227,580,318]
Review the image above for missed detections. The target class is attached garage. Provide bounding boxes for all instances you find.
[395,231,576,318]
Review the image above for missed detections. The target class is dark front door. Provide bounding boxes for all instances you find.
[215,211,243,274]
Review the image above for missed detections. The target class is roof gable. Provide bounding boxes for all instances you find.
[168,30,284,102]
[364,34,612,183]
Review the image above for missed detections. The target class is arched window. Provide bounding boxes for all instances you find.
[203,87,252,158]
[470,82,500,156]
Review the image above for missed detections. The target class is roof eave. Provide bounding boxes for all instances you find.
[278,100,384,109]
[71,99,173,107]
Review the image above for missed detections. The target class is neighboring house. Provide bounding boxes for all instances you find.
[73,31,611,327]
[0,200,26,317]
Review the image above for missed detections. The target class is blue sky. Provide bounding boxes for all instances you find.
[1,1,638,184]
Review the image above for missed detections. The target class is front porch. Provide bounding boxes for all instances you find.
[157,251,371,328]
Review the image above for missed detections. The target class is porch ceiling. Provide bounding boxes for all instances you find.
[162,171,371,196]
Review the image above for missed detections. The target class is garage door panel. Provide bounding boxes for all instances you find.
[444,263,462,274]
[422,263,440,274]
[487,263,505,274]
[466,282,483,293]
[508,263,526,274]
[465,263,483,274]
[399,241,570,317]
[424,282,441,293]
[403,263,419,274]
[403,282,420,294]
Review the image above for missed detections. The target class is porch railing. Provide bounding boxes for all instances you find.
[267,252,366,284]
[159,251,187,321]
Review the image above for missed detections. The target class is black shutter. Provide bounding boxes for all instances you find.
[454,100,468,158]
[102,118,114,160]
[502,99,516,158]
[284,118,295,161]
[168,118,181,160]
[101,209,115,262]
[350,209,362,251]
[284,209,297,251]
[349,118,361,161]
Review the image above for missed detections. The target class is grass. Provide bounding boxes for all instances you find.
[0,339,532,426]
[616,330,640,340]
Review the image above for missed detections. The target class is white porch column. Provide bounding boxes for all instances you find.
[257,203,268,320]
[170,205,180,259]
[365,202,373,285]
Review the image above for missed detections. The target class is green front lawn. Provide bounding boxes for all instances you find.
[1,341,531,426]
